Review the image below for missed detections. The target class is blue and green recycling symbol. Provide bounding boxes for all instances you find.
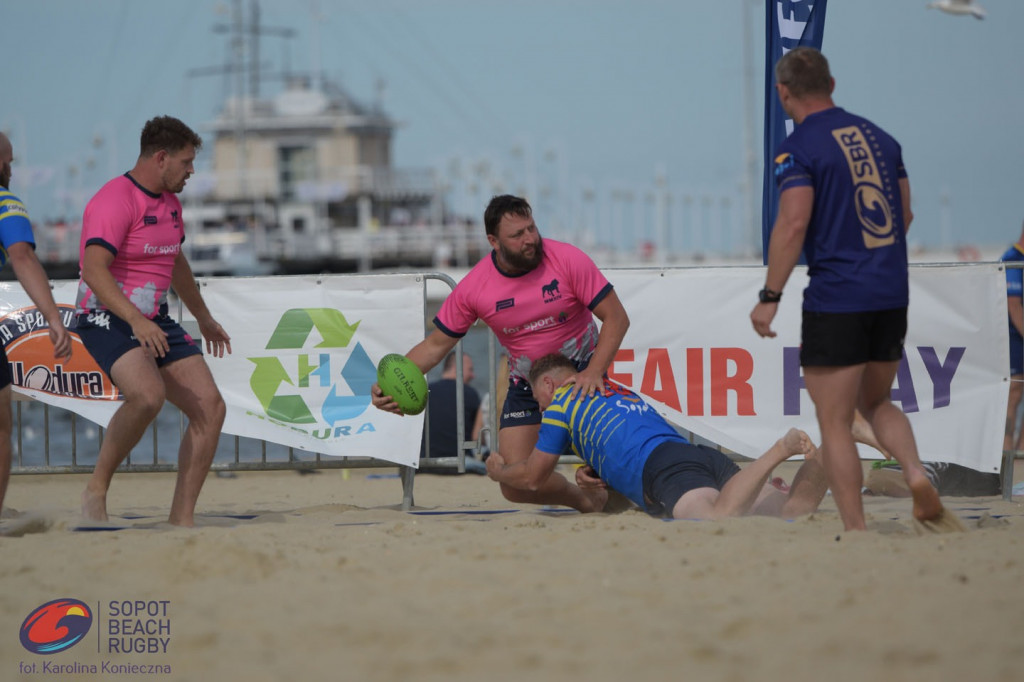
[248,308,377,424]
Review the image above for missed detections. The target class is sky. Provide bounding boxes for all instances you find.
[5,0,1023,256]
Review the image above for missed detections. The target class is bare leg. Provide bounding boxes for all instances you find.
[852,409,890,459]
[81,350,165,522]
[777,438,829,518]
[859,361,945,525]
[804,364,867,531]
[0,387,11,515]
[497,423,607,512]
[673,429,811,520]
[162,356,226,527]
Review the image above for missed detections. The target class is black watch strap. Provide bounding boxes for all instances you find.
[759,287,782,304]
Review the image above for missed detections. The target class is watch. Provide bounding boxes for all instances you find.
[758,287,782,304]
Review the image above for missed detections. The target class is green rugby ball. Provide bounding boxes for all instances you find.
[376,354,428,415]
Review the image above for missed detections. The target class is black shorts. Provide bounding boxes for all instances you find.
[641,441,741,518]
[74,310,202,378]
[499,355,592,429]
[800,307,907,367]
[0,344,11,390]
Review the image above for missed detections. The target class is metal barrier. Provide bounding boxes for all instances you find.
[1001,261,1023,501]
[9,272,473,512]
[10,266,1021,505]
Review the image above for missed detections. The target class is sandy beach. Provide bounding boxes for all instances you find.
[2,461,1023,682]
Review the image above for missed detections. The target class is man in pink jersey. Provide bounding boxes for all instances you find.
[372,195,630,512]
[75,116,231,527]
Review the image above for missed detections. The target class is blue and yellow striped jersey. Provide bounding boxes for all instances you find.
[534,377,688,508]
[0,188,36,268]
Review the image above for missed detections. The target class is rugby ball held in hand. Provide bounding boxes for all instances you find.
[376,354,428,415]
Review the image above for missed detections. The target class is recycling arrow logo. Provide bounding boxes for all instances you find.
[248,308,377,425]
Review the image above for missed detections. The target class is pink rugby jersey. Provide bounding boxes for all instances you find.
[76,174,185,319]
[435,239,612,382]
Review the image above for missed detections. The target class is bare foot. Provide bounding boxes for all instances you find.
[781,428,816,458]
[579,485,609,514]
[167,514,196,528]
[908,476,946,524]
[80,487,108,522]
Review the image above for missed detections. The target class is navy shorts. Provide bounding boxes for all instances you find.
[800,307,907,367]
[0,344,11,390]
[500,356,591,429]
[1011,332,1023,377]
[74,310,202,378]
[641,441,741,518]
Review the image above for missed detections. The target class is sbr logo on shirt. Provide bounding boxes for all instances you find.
[143,216,158,225]
[495,298,514,312]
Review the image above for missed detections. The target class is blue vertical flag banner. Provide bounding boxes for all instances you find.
[761,0,829,262]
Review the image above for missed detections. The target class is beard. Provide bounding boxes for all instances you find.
[499,235,544,272]
[163,169,189,194]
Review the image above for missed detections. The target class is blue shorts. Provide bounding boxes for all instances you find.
[1011,332,1023,377]
[74,310,202,378]
[800,307,907,367]
[500,356,592,429]
[641,441,740,518]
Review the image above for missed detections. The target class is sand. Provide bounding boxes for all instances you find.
[2,462,1023,682]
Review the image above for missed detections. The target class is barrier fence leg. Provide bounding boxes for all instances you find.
[1002,450,1016,501]
[400,465,416,510]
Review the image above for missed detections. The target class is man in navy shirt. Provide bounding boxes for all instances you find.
[750,47,961,532]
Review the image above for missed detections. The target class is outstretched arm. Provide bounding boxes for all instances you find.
[486,447,560,491]
[371,328,458,415]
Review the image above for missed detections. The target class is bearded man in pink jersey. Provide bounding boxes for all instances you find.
[372,195,630,512]
[75,116,231,527]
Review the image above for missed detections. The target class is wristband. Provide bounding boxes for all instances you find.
[758,287,782,304]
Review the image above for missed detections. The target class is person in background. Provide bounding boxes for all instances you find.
[0,132,72,518]
[1000,220,1024,454]
[420,351,485,475]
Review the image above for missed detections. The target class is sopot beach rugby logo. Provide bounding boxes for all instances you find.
[247,308,378,436]
[19,599,93,655]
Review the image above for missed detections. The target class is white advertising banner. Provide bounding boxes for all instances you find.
[1,274,428,468]
[193,274,427,467]
[0,267,1006,472]
[607,264,1008,473]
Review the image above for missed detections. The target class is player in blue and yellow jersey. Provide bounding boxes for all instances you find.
[750,47,961,533]
[1000,222,1024,454]
[0,131,72,518]
[486,353,829,520]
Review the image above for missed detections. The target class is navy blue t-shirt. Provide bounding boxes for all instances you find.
[773,107,909,313]
[1001,243,1024,341]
